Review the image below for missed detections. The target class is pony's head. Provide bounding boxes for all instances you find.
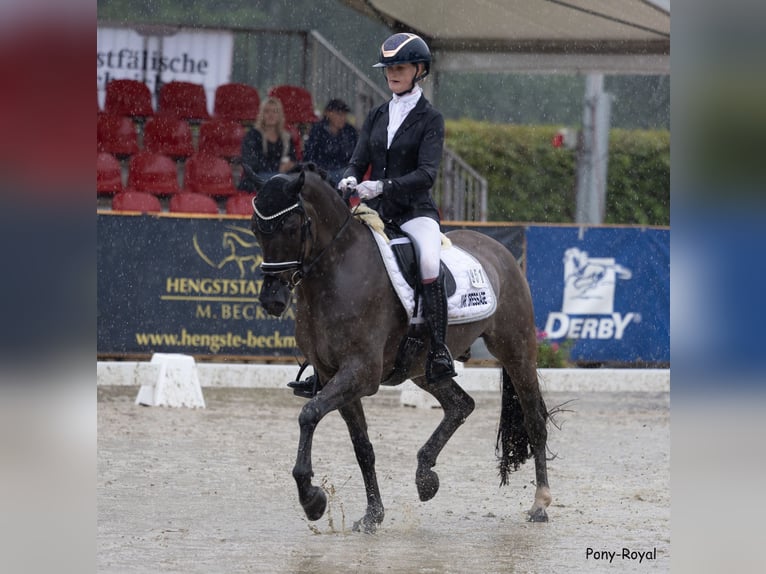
[251,171,307,316]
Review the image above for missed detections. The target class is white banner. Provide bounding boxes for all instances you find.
[97,26,234,114]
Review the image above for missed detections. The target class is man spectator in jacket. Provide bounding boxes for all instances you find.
[303,98,358,187]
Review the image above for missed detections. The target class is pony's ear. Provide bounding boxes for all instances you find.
[287,170,305,196]
[242,163,267,190]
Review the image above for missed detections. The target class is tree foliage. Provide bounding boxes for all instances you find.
[445,120,669,225]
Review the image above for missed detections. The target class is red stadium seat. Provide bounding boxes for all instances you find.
[143,115,195,159]
[198,119,246,160]
[268,85,318,126]
[158,81,210,122]
[214,83,260,124]
[169,192,219,215]
[97,152,124,196]
[126,151,180,196]
[225,193,257,216]
[97,112,139,158]
[111,191,162,213]
[104,79,154,120]
[183,153,238,197]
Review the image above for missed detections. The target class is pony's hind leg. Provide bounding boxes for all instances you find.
[338,400,384,533]
[501,362,552,522]
[412,377,476,502]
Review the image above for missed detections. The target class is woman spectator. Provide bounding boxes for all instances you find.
[239,96,297,191]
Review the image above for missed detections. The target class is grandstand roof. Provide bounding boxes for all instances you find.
[338,0,670,74]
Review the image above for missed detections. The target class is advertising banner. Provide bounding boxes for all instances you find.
[525,225,670,365]
[97,215,526,359]
[97,26,234,112]
[98,213,297,359]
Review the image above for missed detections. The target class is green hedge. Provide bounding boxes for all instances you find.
[444,120,670,225]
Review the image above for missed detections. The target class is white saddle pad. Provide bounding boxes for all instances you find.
[368,227,497,325]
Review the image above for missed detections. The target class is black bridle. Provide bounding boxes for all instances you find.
[252,194,352,290]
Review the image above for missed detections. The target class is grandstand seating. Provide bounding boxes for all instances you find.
[97,82,329,212]
[198,119,246,160]
[104,79,154,120]
[111,191,162,213]
[142,115,195,159]
[268,85,318,126]
[214,83,260,123]
[97,152,124,196]
[126,151,180,196]
[97,112,140,158]
[158,81,210,122]
[183,153,238,197]
[169,192,219,215]
[225,193,257,216]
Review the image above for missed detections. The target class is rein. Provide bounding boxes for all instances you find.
[253,194,352,289]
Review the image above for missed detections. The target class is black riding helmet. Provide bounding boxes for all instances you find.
[373,33,431,84]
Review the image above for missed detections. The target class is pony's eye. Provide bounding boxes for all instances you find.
[284,218,301,238]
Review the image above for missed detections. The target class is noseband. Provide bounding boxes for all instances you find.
[252,193,351,289]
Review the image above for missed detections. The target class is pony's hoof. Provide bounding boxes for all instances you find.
[352,516,378,534]
[527,507,549,522]
[301,486,327,521]
[416,468,440,501]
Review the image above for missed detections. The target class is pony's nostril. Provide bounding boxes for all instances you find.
[265,301,286,317]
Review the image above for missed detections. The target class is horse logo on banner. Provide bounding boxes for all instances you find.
[544,247,637,341]
[193,225,262,278]
[561,247,632,315]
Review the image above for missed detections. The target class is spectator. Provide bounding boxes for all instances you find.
[303,98,358,187]
[239,96,297,191]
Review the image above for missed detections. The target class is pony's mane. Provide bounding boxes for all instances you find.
[288,162,328,181]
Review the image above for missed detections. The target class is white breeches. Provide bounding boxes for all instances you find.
[400,217,441,281]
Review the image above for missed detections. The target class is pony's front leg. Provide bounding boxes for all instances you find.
[339,400,384,533]
[292,364,381,524]
[292,399,328,521]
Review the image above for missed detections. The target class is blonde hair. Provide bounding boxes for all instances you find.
[255,96,291,157]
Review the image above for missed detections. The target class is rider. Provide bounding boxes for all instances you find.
[289,32,456,396]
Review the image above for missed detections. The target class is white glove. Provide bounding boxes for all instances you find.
[337,176,357,192]
[356,180,383,200]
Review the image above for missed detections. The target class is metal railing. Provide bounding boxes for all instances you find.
[434,148,489,221]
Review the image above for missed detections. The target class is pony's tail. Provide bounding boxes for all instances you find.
[495,367,532,486]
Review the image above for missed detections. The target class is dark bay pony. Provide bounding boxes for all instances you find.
[251,167,551,532]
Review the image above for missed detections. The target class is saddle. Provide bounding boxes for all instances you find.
[385,223,457,296]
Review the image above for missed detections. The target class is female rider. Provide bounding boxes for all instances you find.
[338,32,456,385]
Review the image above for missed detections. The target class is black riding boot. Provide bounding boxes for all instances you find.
[421,277,457,384]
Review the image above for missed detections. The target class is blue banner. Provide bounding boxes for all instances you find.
[525,225,669,365]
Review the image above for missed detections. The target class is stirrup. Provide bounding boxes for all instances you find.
[286,361,319,398]
[425,347,457,384]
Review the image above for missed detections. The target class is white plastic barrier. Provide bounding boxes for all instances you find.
[134,353,206,408]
